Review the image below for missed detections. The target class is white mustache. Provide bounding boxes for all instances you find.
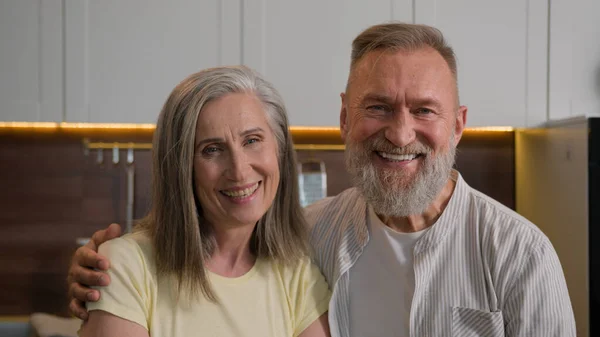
[366,137,431,155]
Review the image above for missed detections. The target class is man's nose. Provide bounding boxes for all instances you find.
[384,112,416,147]
[226,150,250,181]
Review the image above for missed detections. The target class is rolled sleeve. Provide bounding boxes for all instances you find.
[293,259,332,336]
[86,237,150,330]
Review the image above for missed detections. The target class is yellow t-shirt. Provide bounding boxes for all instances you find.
[86,231,331,337]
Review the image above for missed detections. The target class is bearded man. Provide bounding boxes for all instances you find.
[67,23,575,337]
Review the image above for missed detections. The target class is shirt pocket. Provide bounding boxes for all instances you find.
[452,306,505,337]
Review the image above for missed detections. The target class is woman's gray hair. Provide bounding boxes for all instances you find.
[138,65,308,301]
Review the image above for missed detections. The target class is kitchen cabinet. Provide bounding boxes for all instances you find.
[241,0,412,127]
[244,0,548,127]
[0,0,63,122]
[4,0,595,127]
[548,0,600,121]
[415,0,549,127]
[64,0,241,124]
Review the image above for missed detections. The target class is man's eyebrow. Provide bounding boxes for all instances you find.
[361,93,444,109]
[411,97,443,110]
[360,93,395,104]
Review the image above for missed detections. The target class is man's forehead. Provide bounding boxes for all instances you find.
[348,48,455,98]
[355,48,447,76]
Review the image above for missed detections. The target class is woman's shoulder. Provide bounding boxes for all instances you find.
[267,256,327,287]
[265,257,331,333]
[98,230,155,272]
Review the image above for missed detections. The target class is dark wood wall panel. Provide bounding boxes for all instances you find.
[0,129,514,316]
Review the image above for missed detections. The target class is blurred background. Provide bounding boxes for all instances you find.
[0,0,599,336]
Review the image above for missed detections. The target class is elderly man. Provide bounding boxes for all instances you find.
[67,23,575,336]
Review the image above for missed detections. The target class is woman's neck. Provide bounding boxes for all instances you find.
[205,224,256,278]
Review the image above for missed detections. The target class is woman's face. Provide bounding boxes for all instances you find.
[193,93,280,229]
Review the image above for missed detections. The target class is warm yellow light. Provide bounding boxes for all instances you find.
[465,126,514,132]
[0,121,60,128]
[0,121,156,130]
[289,126,340,132]
[0,122,515,132]
[290,126,515,132]
[59,122,156,129]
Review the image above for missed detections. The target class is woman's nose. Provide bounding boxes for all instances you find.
[226,150,250,181]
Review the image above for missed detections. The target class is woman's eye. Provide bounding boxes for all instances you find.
[246,138,260,145]
[202,146,219,155]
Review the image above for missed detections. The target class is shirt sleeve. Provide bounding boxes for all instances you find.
[503,237,576,337]
[292,258,332,337]
[86,236,150,330]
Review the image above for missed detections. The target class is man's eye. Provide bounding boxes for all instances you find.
[416,108,433,115]
[367,105,389,112]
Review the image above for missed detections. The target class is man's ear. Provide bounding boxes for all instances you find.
[454,105,468,145]
[340,92,348,142]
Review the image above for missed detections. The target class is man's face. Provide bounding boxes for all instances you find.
[341,47,467,217]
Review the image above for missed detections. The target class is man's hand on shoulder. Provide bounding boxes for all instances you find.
[67,223,122,320]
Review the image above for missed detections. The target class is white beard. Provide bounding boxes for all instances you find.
[345,134,456,217]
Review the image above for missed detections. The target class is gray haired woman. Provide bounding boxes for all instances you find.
[78,66,331,337]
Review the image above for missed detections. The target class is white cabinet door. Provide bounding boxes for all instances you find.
[65,0,241,124]
[415,0,549,127]
[242,0,413,127]
[549,0,600,121]
[0,0,63,122]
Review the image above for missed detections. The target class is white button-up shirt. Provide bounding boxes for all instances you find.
[306,170,576,337]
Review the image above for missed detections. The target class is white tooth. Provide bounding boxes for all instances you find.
[223,183,259,197]
[379,152,417,161]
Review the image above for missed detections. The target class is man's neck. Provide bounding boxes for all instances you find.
[377,177,456,233]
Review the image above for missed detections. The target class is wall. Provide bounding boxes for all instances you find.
[516,122,589,337]
[0,128,515,316]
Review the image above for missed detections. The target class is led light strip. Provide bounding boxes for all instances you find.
[464,126,514,132]
[1,122,513,152]
[0,122,155,129]
[0,122,514,132]
[82,140,346,151]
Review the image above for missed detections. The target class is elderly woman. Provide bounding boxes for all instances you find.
[78,66,331,337]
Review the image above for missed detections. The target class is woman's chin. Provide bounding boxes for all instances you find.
[224,211,266,228]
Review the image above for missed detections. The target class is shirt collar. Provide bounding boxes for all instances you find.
[413,169,467,255]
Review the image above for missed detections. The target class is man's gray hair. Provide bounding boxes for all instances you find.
[349,22,459,105]
[350,22,458,80]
